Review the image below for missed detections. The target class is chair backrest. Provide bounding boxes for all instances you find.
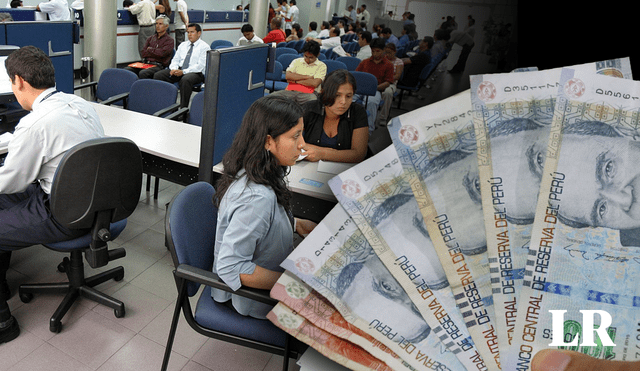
[343,42,357,54]
[188,91,205,127]
[50,137,143,230]
[323,60,348,74]
[210,39,234,49]
[350,70,378,96]
[266,60,283,81]
[96,68,138,103]
[323,48,337,60]
[293,39,305,52]
[127,79,178,116]
[276,53,299,71]
[275,47,297,59]
[316,52,326,60]
[276,41,287,48]
[336,56,361,71]
[166,181,217,296]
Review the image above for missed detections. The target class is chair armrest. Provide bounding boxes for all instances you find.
[100,92,130,106]
[164,106,189,122]
[153,102,181,117]
[175,264,278,306]
[74,81,98,91]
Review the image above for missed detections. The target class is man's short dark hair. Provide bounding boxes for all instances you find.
[188,23,202,32]
[122,0,133,7]
[10,0,21,7]
[381,27,392,35]
[329,27,339,37]
[370,37,386,50]
[422,36,434,49]
[5,46,55,89]
[309,21,317,31]
[361,4,366,9]
[321,21,330,30]
[302,40,321,56]
[241,24,253,33]
[359,31,372,43]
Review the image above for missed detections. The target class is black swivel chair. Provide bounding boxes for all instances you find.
[18,137,143,333]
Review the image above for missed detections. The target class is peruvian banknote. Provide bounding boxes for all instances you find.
[268,302,395,371]
[384,92,500,370]
[282,204,466,371]
[469,58,633,358]
[503,67,640,370]
[271,271,413,370]
[328,145,488,371]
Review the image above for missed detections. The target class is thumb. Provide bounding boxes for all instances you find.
[533,349,640,371]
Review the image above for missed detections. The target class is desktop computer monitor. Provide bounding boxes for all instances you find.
[0,46,19,107]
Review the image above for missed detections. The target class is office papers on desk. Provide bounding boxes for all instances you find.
[316,160,354,175]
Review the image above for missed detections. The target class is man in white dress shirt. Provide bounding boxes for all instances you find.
[36,0,71,21]
[154,23,210,107]
[236,24,264,46]
[0,46,105,344]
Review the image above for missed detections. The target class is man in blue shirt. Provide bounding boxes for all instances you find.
[380,27,399,47]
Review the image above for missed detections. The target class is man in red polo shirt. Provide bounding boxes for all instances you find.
[355,37,394,132]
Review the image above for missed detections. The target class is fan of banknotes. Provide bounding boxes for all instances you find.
[266,58,640,371]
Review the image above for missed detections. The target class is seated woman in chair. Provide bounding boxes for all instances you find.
[212,95,316,319]
[300,69,369,163]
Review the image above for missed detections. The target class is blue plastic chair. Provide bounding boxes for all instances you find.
[351,70,378,108]
[74,68,138,107]
[265,60,284,92]
[126,79,180,117]
[337,56,361,71]
[324,60,348,74]
[161,182,304,371]
[293,39,305,52]
[210,39,234,49]
[275,47,298,59]
[323,48,338,60]
[277,53,300,75]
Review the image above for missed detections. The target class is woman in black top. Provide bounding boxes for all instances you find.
[301,70,369,163]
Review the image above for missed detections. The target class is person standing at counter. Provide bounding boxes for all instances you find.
[127,0,157,58]
[36,0,71,21]
[173,0,188,48]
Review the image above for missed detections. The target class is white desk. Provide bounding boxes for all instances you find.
[92,102,339,205]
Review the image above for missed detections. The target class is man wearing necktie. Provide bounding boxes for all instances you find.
[153,23,211,107]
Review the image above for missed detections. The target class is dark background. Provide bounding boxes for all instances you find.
[516,3,639,75]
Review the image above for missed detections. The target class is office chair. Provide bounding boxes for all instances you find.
[73,68,138,107]
[18,137,143,333]
[162,181,304,371]
[351,70,378,107]
[336,56,361,71]
[323,47,338,60]
[165,90,205,126]
[396,50,448,110]
[275,46,298,59]
[265,61,287,92]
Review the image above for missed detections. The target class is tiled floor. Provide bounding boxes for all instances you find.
[0,182,300,371]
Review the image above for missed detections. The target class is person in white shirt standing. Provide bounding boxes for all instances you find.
[173,0,189,48]
[0,46,105,344]
[36,0,71,21]
[154,23,210,107]
[286,0,299,36]
[236,23,264,46]
[127,0,157,58]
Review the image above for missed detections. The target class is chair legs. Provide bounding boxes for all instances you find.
[146,174,161,200]
[18,250,125,333]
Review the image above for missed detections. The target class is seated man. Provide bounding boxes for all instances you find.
[398,36,433,87]
[36,0,71,21]
[379,27,399,47]
[0,46,105,344]
[270,40,327,105]
[304,21,318,39]
[352,30,372,59]
[124,15,174,79]
[237,23,264,46]
[354,38,394,132]
[309,27,341,50]
[263,17,286,44]
[154,23,210,108]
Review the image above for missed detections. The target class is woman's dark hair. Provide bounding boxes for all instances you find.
[320,69,356,107]
[292,23,302,38]
[215,95,304,210]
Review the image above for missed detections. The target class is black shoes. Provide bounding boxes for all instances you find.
[0,316,19,344]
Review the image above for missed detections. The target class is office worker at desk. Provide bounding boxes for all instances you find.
[0,46,105,343]
[301,69,368,163]
[212,95,316,319]
[154,23,210,108]
[36,0,71,21]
